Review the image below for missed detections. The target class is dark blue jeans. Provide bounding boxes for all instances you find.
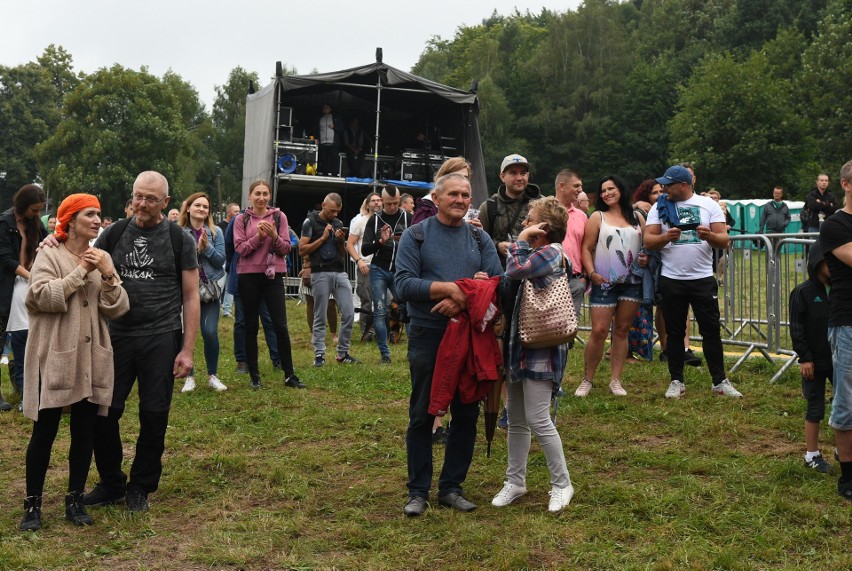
[233,295,280,365]
[406,325,480,499]
[370,265,396,358]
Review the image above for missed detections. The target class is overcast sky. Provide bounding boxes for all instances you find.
[4,0,582,110]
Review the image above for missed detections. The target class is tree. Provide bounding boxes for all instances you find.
[35,65,194,217]
[0,45,76,208]
[212,67,260,204]
[668,52,815,197]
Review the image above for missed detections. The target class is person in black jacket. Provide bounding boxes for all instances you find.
[802,173,839,233]
[0,184,48,411]
[789,240,833,473]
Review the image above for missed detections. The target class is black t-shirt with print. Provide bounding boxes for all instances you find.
[95,217,198,336]
[820,209,852,327]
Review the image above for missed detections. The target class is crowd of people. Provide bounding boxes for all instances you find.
[1,156,850,531]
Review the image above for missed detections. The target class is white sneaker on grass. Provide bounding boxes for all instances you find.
[491,483,527,507]
[712,379,742,398]
[208,375,227,392]
[574,379,593,397]
[181,376,196,393]
[665,380,685,399]
[548,484,574,512]
[609,379,627,396]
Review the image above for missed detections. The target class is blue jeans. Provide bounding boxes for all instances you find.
[198,301,220,376]
[406,325,480,499]
[233,296,280,364]
[311,271,354,356]
[829,326,852,430]
[370,265,396,357]
[10,329,27,394]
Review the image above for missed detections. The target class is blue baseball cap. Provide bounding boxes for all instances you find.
[655,165,693,186]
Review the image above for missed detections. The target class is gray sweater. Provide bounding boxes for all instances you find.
[395,216,502,330]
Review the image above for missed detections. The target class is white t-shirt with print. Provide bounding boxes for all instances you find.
[646,193,725,280]
[349,213,373,264]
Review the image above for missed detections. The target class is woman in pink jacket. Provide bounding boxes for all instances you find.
[233,180,303,390]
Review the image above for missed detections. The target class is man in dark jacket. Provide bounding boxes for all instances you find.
[789,240,833,473]
[477,154,542,263]
[803,173,839,233]
[758,187,791,234]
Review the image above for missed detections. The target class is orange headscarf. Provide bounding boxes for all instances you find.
[55,193,101,242]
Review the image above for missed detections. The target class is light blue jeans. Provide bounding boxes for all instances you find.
[369,265,396,358]
[829,326,852,430]
[311,271,354,357]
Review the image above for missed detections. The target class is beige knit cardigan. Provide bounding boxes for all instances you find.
[23,245,130,421]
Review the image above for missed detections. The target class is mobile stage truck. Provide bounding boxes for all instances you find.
[242,50,486,226]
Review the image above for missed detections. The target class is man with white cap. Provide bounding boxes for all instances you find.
[644,165,742,399]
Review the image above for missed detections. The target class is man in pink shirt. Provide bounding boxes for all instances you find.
[555,169,587,317]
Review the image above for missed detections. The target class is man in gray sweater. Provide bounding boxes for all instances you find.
[395,173,502,516]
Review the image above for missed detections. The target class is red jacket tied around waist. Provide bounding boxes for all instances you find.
[429,276,502,416]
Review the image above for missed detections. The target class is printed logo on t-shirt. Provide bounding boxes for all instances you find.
[121,236,155,280]
[674,205,701,245]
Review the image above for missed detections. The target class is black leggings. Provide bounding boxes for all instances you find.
[237,272,295,377]
[25,400,98,496]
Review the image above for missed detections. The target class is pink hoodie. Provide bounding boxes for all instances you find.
[234,207,291,274]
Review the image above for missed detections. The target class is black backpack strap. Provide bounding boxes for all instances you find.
[168,221,184,276]
[102,217,132,254]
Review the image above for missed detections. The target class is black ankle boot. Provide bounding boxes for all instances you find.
[19,495,42,531]
[65,491,93,526]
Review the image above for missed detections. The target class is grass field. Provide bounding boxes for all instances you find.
[0,300,849,570]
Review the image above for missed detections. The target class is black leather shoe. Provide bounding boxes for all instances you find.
[284,375,306,389]
[403,496,428,517]
[438,491,476,512]
[65,491,94,525]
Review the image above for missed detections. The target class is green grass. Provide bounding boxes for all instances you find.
[0,300,849,570]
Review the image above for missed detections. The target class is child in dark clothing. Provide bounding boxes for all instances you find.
[789,240,833,473]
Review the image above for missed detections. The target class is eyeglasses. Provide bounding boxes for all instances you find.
[131,193,167,205]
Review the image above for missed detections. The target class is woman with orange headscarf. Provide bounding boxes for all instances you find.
[19,194,129,532]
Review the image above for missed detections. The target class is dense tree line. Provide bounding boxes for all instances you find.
[414,0,849,199]
[1,0,849,215]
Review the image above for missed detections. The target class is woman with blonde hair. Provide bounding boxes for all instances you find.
[492,196,574,513]
[178,192,227,392]
[20,193,129,530]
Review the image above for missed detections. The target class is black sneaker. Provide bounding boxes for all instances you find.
[82,482,125,506]
[272,361,282,370]
[249,375,262,390]
[336,353,360,364]
[804,453,832,473]
[0,396,12,412]
[19,496,42,531]
[838,478,852,501]
[314,354,325,367]
[659,351,668,363]
[684,349,702,367]
[236,362,249,375]
[284,375,306,389]
[380,355,392,365]
[65,492,94,526]
[125,487,150,513]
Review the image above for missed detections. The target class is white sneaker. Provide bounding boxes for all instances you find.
[181,376,196,393]
[665,380,685,399]
[712,379,742,398]
[208,375,227,392]
[574,379,593,397]
[548,484,574,512]
[0,356,8,365]
[491,482,527,507]
[609,379,627,396]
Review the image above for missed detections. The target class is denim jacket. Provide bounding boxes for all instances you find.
[183,225,225,282]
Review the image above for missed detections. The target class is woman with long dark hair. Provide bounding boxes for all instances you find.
[0,185,48,411]
[20,193,129,530]
[178,192,227,392]
[575,176,646,397]
[234,180,303,390]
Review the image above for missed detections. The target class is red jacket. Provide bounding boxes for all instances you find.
[429,277,502,416]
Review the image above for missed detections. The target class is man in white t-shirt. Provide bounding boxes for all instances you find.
[644,165,742,399]
[346,192,382,341]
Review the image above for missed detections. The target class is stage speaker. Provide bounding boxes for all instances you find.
[277,154,298,174]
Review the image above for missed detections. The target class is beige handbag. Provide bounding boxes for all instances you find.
[518,245,578,349]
